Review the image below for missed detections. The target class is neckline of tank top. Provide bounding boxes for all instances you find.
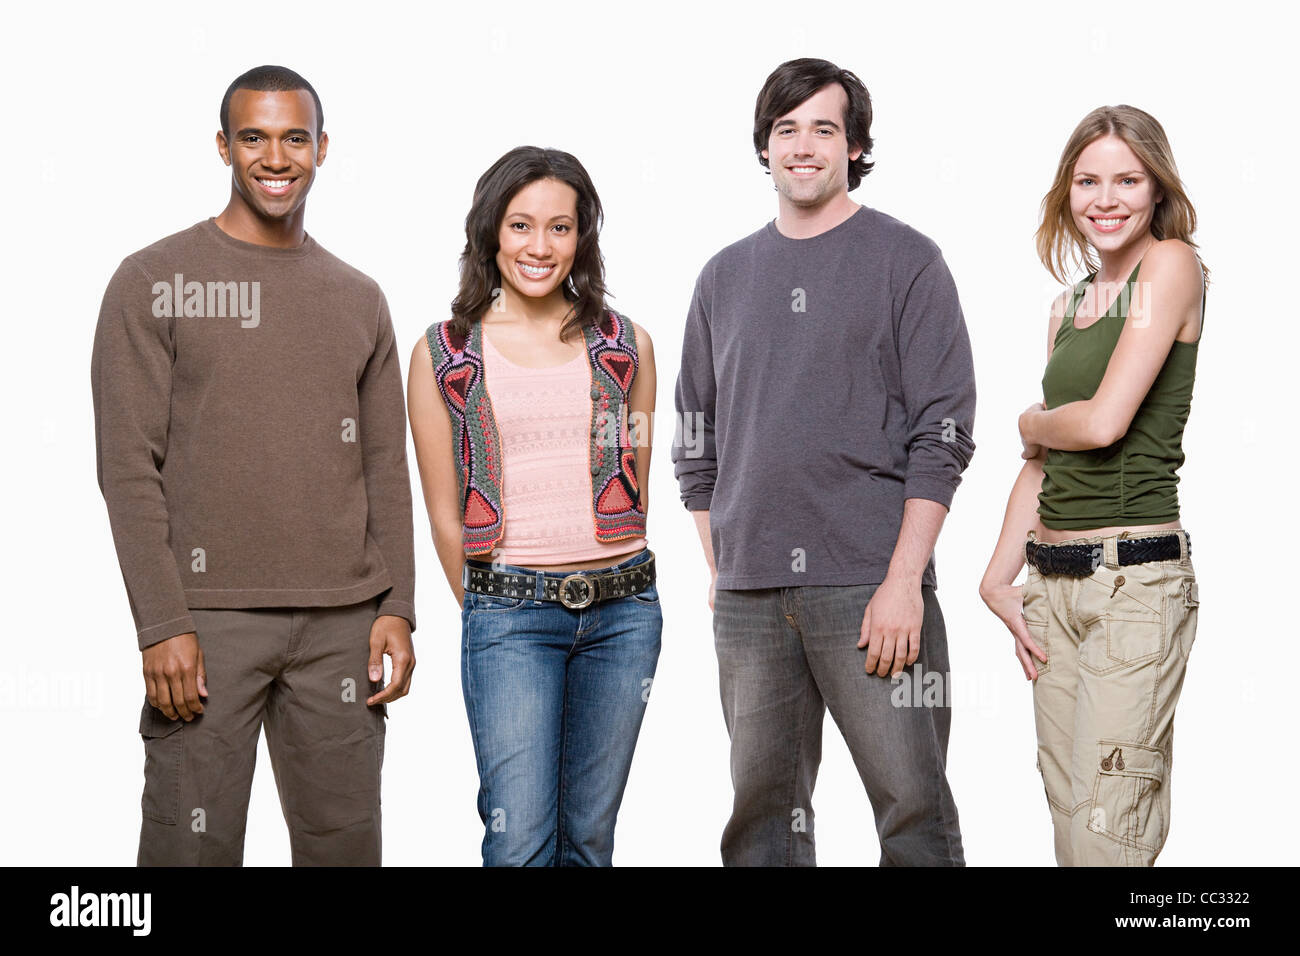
[481,326,587,371]
[1069,259,1144,332]
[1068,259,1205,348]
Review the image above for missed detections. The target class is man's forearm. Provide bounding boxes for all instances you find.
[690,509,716,574]
[886,497,948,583]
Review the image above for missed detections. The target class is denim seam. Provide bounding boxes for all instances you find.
[556,652,572,867]
[786,602,806,867]
[461,617,492,852]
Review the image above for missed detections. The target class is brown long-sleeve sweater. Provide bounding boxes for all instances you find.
[91,219,416,649]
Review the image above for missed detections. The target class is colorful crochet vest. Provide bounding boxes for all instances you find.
[427,309,647,556]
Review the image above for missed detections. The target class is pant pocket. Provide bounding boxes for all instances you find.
[1087,738,1166,853]
[139,700,184,825]
[1022,572,1050,676]
[1077,569,1165,675]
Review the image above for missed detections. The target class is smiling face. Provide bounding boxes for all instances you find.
[217,88,326,223]
[1070,134,1163,255]
[494,177,579,303]
[761,82,863,209]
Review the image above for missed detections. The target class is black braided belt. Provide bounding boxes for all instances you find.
[1026,533,1189,577]
[463,551,655,609]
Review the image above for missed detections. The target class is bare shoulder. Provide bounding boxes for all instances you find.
[410,332,434,369]
[1046,287,1072,358]
[1136,240,1203,338]
[631,319,654,359]
[1049,287,1072,322]
[1142,239,1203,292]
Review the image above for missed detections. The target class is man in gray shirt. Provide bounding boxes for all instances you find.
[672,58,975,866]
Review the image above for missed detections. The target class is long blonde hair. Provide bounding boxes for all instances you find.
[1035,105,1209,287]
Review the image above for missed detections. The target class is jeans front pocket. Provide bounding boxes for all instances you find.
[629,579,660,605]
[471,591,527,613]
[139,700,184,825]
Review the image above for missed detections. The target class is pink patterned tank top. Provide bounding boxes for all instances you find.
[482,329,647,566]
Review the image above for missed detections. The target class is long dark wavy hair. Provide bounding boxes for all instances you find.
[450,146,609,341]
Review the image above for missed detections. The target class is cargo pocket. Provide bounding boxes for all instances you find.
[1087,739,1166,855]
[139,700,183,825]
[1078,569,1165,675]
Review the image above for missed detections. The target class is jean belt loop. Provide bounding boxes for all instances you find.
[1178,532,1189,563]
[1102,534,1120,570]
[535,569,545,599]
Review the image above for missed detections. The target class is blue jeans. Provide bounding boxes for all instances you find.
[460,547,662,866]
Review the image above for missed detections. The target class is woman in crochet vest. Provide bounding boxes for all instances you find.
[408,146,661,866]
[979,106,1207,867]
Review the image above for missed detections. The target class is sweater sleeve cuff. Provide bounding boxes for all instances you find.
[137,613,197,651]
[683,492,713,512]
[903,474,957,510]
[376,599,416,633]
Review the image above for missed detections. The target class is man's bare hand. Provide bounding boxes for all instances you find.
[366,615,415,707]
[142,632,206,721]
[857,576,923,677]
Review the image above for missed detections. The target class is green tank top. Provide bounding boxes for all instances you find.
[1037,259,1203,530]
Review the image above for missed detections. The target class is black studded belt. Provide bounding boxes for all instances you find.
[462,551,656,609]
[1026,532,1189,577]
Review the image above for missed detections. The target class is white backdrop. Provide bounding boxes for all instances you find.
[1,0,1293,866]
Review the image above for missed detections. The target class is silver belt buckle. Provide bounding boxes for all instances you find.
[558,572,596,609]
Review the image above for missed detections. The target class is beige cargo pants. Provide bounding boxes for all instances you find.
[1021,530,1198,866]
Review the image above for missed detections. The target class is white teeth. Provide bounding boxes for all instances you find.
[520,263,553,277]
[259,179,292,188]
[1094,217,1126,227]
[790,166,819,173]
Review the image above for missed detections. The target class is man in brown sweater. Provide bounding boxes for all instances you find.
[91,65,416,866]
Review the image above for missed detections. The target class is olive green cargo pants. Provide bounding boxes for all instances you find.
[136,597,386,866]
[1022,530,1198,867]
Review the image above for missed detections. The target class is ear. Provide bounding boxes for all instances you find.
[215,130,231,166]
[848,142,864,162]
[316,131,329,167]
[760,147,769,160]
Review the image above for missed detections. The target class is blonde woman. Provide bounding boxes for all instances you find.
[980,106,1207,866]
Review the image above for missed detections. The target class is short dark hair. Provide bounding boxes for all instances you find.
[220,65,324,138]
[753,58,875,191]
[450,146,609,342]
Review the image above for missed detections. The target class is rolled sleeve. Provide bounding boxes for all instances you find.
[896,254,977,509]
[671,276,718,511]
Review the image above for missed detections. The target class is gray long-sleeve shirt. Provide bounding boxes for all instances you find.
[671,205,976,589]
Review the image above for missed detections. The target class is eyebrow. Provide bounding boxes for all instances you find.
[1074,169,1146,177]
[234,127,314,139]
[506,212,576,222]
[773,118,842,131]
